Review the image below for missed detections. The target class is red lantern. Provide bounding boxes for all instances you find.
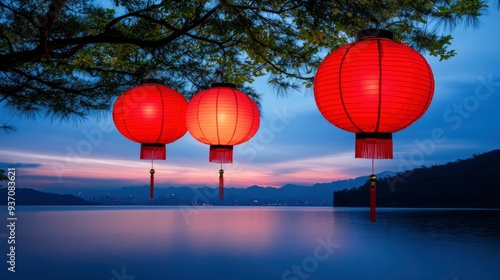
[314,30,435,221]
[113,79,187,199]
[186,83,260,200]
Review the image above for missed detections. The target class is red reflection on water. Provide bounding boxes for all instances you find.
[19,207,339,259]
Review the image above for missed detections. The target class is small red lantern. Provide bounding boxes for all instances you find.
[113,79,187,199]
[314,29,435,221]
[186,83,260,200]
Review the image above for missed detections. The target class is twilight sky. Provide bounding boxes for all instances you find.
[1,11,499,192]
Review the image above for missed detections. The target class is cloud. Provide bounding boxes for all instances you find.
[0,162,41,168]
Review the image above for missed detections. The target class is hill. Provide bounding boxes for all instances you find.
[0,188,92,205]
[334,150,500,208]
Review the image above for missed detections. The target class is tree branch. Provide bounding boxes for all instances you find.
[0,2,36,26]
[39,0,70,54]
[104,3,165,34]
[0,32,15,53]
[0,3,222,71]
[11,69,102,95]
[224,2,300,14]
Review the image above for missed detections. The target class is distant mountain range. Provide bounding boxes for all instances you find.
[0,173,395,206]
[2,150,499,207]
[334,150,500,208]
[44,171,395,206]
[0,188,91,206]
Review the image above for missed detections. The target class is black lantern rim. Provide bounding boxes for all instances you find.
[356,132,392,140]
[140,78,164,85]
[211,82,236,88]
[356,29,394,42]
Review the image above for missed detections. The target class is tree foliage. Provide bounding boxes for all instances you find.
[0,0,493,120]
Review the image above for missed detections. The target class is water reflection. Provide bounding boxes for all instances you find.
[375,208,500,242]
[5,207,500,280]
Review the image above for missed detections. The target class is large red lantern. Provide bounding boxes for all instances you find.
[314,29,435,221]
[113,79,187,199]
[186,83,260,200]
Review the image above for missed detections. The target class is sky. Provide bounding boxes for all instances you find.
[1,10,499,192]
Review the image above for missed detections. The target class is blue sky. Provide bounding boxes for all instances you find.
[0,10,499,191]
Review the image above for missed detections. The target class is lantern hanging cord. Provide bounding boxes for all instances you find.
[372,158,374,175]
[369,17,380,29]
[215,67,226,83]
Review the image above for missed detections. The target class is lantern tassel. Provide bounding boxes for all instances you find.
[219,168,224,200]
[150,168,155,200]
[141,144,166,160]
[369,173,377,222]
[210,145,233,163]
[355,133,393,159]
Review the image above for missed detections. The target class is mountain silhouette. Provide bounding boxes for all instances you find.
[334,150,500,208]
[0,188,92,205]
[42,173,390,205]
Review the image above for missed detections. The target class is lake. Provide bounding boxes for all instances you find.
[1,206,499,280]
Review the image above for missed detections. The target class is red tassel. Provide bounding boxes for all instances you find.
[219,169,224,200]
[141,144,166,160]
[150,168,155,200]
[210,145,233,163]
[369,174,377,222]
[355,133,393,159]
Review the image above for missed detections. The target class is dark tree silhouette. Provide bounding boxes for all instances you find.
[0,0,495,120]
[334,150,500,208]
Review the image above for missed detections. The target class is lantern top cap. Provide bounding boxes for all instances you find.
[211,82,236,89]
[356,29,394,42]
[140,78,164,85]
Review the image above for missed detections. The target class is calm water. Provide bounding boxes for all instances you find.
[1,207,499,280]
